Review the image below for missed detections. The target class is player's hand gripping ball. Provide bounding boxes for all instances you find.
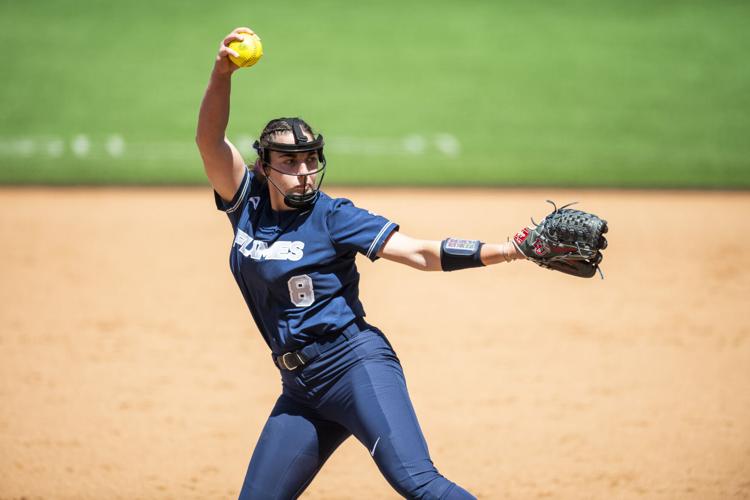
[228,33,263,68]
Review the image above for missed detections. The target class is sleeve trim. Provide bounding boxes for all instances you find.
[366,221,396,259]
[225,170,250,214]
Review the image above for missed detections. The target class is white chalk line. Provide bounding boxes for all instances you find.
[0,133,461,163]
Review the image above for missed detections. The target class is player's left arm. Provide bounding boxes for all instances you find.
[377,231,525,272]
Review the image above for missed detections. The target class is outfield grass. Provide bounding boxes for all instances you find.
[1,0,749,187]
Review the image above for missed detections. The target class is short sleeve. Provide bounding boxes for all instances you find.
[326,198,399,261]
[214,168,255,226]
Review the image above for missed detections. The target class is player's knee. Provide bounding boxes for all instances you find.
[393,476,474,500]
[372,437,474,499]
[380,463,474,500]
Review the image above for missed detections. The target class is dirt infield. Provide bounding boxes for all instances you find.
[1,187,748,500]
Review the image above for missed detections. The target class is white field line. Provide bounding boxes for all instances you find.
[0,134,461,162]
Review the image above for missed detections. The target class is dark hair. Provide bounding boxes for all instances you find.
[258,117,315,147]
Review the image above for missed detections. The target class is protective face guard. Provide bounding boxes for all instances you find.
[253,119,327,209]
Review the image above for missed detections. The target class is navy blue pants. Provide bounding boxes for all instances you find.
[238,327,475,499]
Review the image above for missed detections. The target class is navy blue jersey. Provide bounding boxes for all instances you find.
[215,168,399,355]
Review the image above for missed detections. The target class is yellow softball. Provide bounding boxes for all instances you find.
[228,33,263,68]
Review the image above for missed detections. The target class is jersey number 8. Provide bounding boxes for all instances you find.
[288,275,314,307]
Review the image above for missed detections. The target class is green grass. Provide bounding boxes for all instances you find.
[1,0,749,187]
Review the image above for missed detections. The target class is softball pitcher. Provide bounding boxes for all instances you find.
[197,27,606,500]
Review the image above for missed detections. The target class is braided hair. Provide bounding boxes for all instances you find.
[253,117,316,179]
[259,117,315,148]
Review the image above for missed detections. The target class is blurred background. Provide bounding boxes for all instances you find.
[2,2,750,499]
[1,0,749,187]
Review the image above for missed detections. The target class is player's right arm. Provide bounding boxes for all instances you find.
[196,28,255,202]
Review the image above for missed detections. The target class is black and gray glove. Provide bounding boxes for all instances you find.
[512,201,608,278]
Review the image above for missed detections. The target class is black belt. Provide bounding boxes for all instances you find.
[273,318,370,371]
